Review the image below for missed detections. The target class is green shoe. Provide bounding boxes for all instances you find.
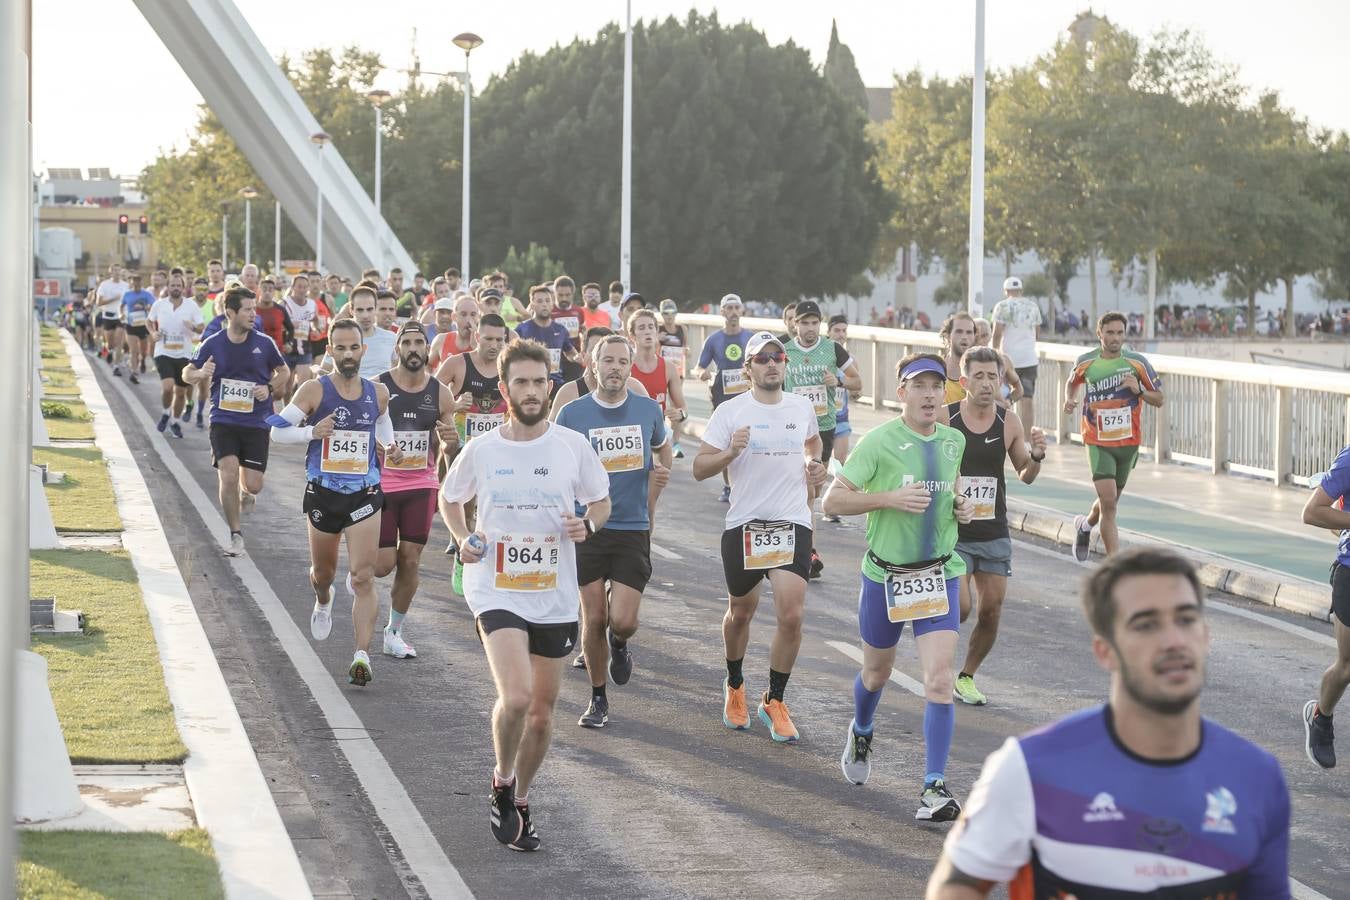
[953,673,987,706]
[452,558,464,596]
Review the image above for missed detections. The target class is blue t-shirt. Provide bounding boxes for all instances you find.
[1319,444,1350,566]
[696,329,750,406]
[555,392,668,531]
[190,330,285,429]
[515,319,572,384]
[121,290,155,326]
[201,313,263,344]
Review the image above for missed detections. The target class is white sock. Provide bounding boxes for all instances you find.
[162,407,172,417]
[1080,518,1092,532]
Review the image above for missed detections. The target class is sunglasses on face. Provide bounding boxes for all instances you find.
[751,350,786,364]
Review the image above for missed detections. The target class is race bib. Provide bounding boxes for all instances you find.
[465,412,504,440]
[127,309,148,326]
[219,378,255,413]
[835,386,847,409]
[958,475,998,521]
[560,316,580,339]
[793,384,829,417]
[547,348,562,373]
[1095,406,1132,442]
[660,345,686,372]
[320,429,370,474]
[589,424,644,473]
[885,564,949,622]
[386,430,430,470]
[162,334,186,352]
[721,368,749,395]
[742,521,795,570]
[494,533,561,591]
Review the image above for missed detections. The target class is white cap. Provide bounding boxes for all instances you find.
[1003,276,1023,292]
[433,298,456,311]
[720,293,743,309]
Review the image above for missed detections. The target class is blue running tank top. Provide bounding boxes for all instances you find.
[305,376,382,492]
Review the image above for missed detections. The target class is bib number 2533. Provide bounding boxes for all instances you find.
[884,565,949,623]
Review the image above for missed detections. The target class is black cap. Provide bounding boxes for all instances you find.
[828,314,848,327]
[795,300,822,321]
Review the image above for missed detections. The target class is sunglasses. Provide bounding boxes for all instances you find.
[750,350,786,364]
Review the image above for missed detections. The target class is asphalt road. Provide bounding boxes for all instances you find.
[95,358,1348,899]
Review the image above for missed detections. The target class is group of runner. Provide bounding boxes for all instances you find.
[81,262,1338,894]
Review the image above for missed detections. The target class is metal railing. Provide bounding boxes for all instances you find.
[676,314,1350,487]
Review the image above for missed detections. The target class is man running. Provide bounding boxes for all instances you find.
[374,321,458,659]
[657,299,688,456]
[550,275,582,350]
[627,309,688,523]
[1064,311,1164,560]
[320,284,397,379]
[120,273,155,384]
[926,547,1290,897]
[185,287,290,556]
[947,347,1046,706]
[515,284,576,396]
[578,282,612,334]
[147,272,205,440]
[93,264,129,373]
[547,327,650,416]
[826,315,858,468]
[823,352,973,820]
[270,319,401,686]
[440,339,611,852]
[692,294,751,503]
[938,312,976,411]
[1301,445,1350,769]
[990,275,1041,429]
[694,331,828,744]
[556,333,671,728]
[282,272,319,399]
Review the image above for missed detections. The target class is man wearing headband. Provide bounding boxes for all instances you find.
[692,294,752,503]
[824,352,974,821]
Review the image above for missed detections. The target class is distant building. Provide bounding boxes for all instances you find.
[37,168,158,290]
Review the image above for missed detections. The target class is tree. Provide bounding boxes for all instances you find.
[823,20,868,115]
[497,243,567,293]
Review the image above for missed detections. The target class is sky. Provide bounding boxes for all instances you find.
[32,0,1350,178]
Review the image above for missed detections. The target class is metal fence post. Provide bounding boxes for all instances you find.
[1274,386,1294,485]
[871,338,884,411]
[1153,395,1170,463]
[1210,380,1228,475]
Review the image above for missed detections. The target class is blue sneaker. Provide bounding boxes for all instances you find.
[156,413,170,433]
[169,423,184,439]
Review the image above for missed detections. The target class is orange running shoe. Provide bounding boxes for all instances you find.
[722,678,750,730]
[757,692,799,743]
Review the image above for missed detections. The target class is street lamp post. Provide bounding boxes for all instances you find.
[453,32,483,279]
[620,0,633,290]
[367,89,391,268]
[240,186,258,267]
[274,200,282,274]
[966,0,987,317]
[311,131,331,272]
[220,201,229,270]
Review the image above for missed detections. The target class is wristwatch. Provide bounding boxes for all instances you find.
[1030,450,1046,462]
[583,518,596,537]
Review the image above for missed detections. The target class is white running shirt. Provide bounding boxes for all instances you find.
[991,296,1043,369]
[95,278,128,319]
[702,390,818,529]
[148,298,203,359]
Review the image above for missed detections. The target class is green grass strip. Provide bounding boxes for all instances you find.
[18,828,223,900]
[33,446,122,533]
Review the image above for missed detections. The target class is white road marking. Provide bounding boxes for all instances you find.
[650,540,682,560]
[1291,878,1332,900]
[825,640,925,698]
[104,375,473,900]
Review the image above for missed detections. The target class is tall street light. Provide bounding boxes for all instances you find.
[620,0,633,290]
[367,89,391,268]
[274,200,282,274]
[311,131,331,272]
[240,186,258,267]
[453,32,482,279]
[966,0,987,317]
[220,201,230,270]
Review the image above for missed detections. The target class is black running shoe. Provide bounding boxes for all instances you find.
[129,372,139,385]
[1073,515,1092,563]
[809,549,824,579]
[578,695,609,728]
[508,803,541,851]
[1304,700,1336,769]
[608,632,633,685]
[916,779,962,822]
[489,780,523,846]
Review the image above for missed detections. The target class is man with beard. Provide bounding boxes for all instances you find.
[93,263,129,374]
[514,283,577,396]
[824,353,974,820]
[550,275,582,350]
[694,332,828,745]
[693,294,751,503]
[926,548,1290,898]
[254,274,294,370]
[319,284,397,379]
[937,312,977,416]
[373,321,458,659]
[270,319,402,686]
[283,272,319,400]
[547,326,650,416]
[185,287,290,557]
[556,333,671,728]
[148,272,205,439]
[579,282,612,333]
[440,339,611,852]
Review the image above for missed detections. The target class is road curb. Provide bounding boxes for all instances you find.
[61,332,312,900]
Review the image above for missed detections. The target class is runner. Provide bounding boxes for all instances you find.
[282,273,319,401]
[692,294,751,503]
[319,284,397,379]
[1064,312,1164,559]
[1301,445,1350,769]
[826,315,859,467]
[693,331,828,744]
[120,273,155,384]
[93,264,128,374]
[440,338,611,852]
[514,283,576,396]
[426,298,457,372]
[376,290,401,335]
[990,275,1042,429]
[254,275,293,370]
[429,293,478,369]
[823,352,973,820]
[926,547,1290,897]
[784,300,862,577]
[373,321,458,660]
[547,326,650,416]
[971,317,1023,407]
[578,282,612,333]
[603,280,626,330]
[550,275,582,350]
[938,312,976,412]
[184,287,290,557]
[190,277,215,425]
[556,333,671,728]
[147,272,205,440]
[268,319,401,686]
[657,299,688,457]
[947,347,1046,706]
[627,308,688,523]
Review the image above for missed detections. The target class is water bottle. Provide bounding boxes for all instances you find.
[464,533,486,558]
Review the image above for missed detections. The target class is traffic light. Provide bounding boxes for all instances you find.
[117,214,129,235]
[138,215,148,235]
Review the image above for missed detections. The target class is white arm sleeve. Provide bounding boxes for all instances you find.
[269,402,315,444]
[375,409,395,447]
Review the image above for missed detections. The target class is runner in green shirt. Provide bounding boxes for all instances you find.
[823,352,974,822]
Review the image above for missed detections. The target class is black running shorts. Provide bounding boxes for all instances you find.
[209,423,270,472]
[720,521,812,598]
[475,609,579,659]
[819,428,836,467]
[125,324,150,340]
[576,528,653,592]
[1332,562,1350,628]
[303,482,384,534]
[155,356,191,387]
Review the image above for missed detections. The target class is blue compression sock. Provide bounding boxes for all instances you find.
[388,609,406,632]
[924,701,955,784]
[853,673,883,735]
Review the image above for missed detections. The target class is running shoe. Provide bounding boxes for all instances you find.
[953,673,988,706]
[757,693,799,743]
[112,365,123,377]
[240,490,256,515]
[169,423,184,439]
[444,539,458,556]
[578,695,609,728]
[722,678,750,730]
[1073,515,1092,562]
[310,587,334,641]
[1304,700,1336,769]
[129,372,139,385]
[916,779,961,822]
[181,402,193,422]
[823,513,842,524]
[452,558,464,596]
[509,803,541,852]
[347,650,372,686]
[571,652,588,670]
[139,360,147,374]
[809,549,824,579]
[383,627,417,659]
[608,632,633,685]
[156,413,170,433]
[195,412,205,430]
[840,720,873,785]
[489,779,523,847]
[673,443,685,460]
[223,532,246,558]
[718,485,731,503]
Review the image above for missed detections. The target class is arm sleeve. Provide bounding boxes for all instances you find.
[942,738,1036,883]
[833,343,850,367]
[266,403,313,443]
[375,409,395,446]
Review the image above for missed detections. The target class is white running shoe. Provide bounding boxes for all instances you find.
[345,570,355,597]
[240,490,256,515]
[310,587,334,641]
[382,627,417,658]
[223,532,246,557]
